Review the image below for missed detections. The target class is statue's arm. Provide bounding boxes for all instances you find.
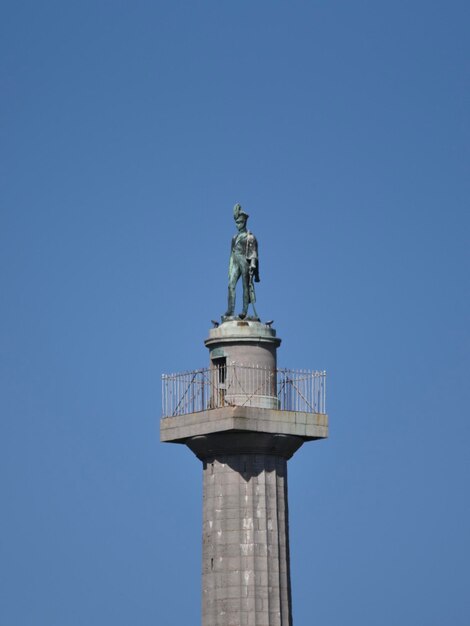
[228,235,236,277]
[246,234,258,262]
[247,234,260,281]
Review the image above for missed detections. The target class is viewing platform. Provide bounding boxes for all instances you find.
[160,363,328,445]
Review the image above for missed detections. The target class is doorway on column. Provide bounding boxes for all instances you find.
[211,357,226,407]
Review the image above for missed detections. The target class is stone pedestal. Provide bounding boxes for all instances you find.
[160,321,328,626]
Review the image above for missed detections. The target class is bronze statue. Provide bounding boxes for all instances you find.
[223,203,260,320]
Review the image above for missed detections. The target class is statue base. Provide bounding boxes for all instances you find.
[221,314,260,323]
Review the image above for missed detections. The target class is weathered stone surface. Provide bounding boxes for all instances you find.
[200,451,293,626]
[160,320,328,626]
[205,318,281,346]
[160,405,328,444]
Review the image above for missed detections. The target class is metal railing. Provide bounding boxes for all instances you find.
[161,364,326,418]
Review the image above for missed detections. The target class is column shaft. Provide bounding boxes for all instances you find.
[202,453,292,626]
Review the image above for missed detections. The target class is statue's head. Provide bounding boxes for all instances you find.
[233,203,249,230]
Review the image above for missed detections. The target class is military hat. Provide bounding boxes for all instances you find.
[233,203,249,219]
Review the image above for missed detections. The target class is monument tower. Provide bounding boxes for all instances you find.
[161,204,328,626]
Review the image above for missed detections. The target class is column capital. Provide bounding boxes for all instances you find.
[186,432,304,461]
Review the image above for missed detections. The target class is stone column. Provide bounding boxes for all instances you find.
[160,319,328,625]
[188,432,303,626]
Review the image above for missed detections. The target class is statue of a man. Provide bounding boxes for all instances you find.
[224,203,260,320]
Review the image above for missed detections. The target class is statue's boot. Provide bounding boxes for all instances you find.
[239,306,249,319]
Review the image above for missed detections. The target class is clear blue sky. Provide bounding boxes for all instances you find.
[1,1,469,624]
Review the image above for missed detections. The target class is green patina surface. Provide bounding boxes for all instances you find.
[223,203,260,322]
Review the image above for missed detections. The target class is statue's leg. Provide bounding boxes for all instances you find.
[240,263,250,318]
[226,286,235,317]
[225,262,241,317]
